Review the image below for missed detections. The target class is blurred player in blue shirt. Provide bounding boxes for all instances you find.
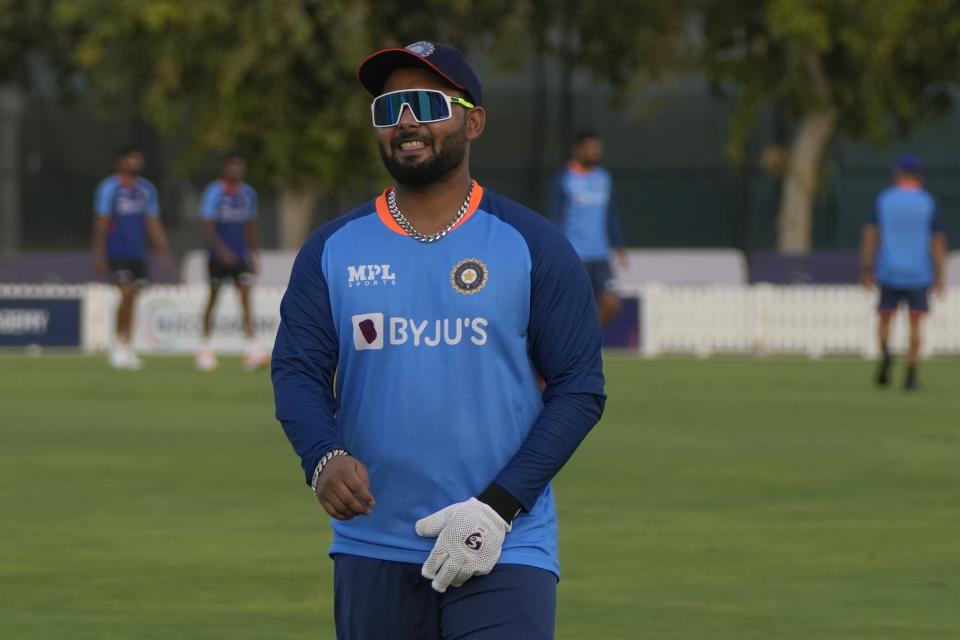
[861,154,947,390]
[550,131,627,327]
[272,41,605,639]
[195,153,264,371]
[92,144,172,369]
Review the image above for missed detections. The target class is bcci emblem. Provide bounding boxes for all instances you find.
[405,41,435,57]
[451,259,488,295]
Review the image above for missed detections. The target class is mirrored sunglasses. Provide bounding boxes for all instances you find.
[371,89,475,128]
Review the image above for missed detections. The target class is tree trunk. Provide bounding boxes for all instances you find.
[278,187,320,250]
[776,109,838,253]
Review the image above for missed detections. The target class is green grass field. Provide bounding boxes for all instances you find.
[1,354,959,639]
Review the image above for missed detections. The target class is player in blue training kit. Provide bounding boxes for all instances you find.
[92,144,173,370]
[550,131,627,328]
[195,153,266,371]
[861,155,947,390]
[272,41,605,639]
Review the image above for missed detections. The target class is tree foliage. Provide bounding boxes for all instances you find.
[0,0,74,88]
[703,0,960,157]
[4,0,687,196]
[52,0,379,191]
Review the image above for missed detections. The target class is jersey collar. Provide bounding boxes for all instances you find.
[567,161,596,175]
[375,182,485,237]
[116,173,137,188]
[895,177,922,191]
[220,179,241,195]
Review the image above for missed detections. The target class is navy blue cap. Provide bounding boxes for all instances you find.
[358,41,483,106]
[895,154,922,174]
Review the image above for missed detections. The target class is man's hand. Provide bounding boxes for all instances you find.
[159,251,175,272]
[933,278,946,298]
[860,269,875,291]
[218,247,239,267]
[615,248,628,270]
[415,498,511,593]
[314,456,375,520]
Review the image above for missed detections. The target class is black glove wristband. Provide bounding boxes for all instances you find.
[476,482,524,524]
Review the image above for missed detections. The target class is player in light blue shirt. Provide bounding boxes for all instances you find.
[272,41,605,639]
[550,131,627,328]
[195,153,263,371]
[92,144,172,369]
[861,154,947,390]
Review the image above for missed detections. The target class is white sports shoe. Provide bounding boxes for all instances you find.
[195,348,218,371]
[109,345,143,370]
[125,351,145,370]
[242,346,269,371]
[108,345,127,369]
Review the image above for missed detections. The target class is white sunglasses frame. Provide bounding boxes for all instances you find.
[370,88,475,128]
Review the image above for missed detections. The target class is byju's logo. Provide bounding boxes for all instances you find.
[347,264,397,288]
[352,313,384,350]
[351,314,488,351]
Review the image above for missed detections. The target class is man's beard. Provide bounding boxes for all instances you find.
[379,126,468,188]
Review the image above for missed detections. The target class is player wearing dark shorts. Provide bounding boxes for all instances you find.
[878,287,929,316]
[272,41,605,639]
[550,132,627,327]
[861,155,947,390]
[196,153,264,371]
[107,257,148,287]
[207,255,254,288]
[92,144,173,369]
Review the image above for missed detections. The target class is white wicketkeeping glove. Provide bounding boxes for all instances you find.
[415,497,512,593]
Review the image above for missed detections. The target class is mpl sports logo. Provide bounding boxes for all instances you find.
[352,313,488,350]
[347,264,397,288]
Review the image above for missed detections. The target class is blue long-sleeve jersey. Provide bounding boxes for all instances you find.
[550,163,624,261]
[272,184,605,577]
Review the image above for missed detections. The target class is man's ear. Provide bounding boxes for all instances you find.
[465,107,486,140]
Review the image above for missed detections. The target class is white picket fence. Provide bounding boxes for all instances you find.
[637,285,960,358]
[4,283,959,357]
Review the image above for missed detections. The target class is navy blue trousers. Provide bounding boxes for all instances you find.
[333,554,557,640]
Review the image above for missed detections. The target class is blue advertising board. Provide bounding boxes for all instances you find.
[0,297,82,347]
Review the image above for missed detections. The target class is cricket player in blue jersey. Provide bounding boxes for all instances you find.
[550,131,627,328]
[272,41,605,639]
[195,153,265,371]
[861,154,947,390]
[92,144,173,370]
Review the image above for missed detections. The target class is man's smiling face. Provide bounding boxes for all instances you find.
[375,67,473,187]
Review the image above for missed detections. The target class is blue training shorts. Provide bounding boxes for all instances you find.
[333,554,557,640]
[878,286,929,315]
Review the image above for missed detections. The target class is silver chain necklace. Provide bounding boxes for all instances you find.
[387,180,475,243]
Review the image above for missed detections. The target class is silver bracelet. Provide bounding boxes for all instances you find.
[311,449,349,493]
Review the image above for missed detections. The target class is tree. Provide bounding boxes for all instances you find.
[703,0,960,252]
[53,0,383,248]
[1,1,72,85]
[51,0,539,248]
[48,0,684,248]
